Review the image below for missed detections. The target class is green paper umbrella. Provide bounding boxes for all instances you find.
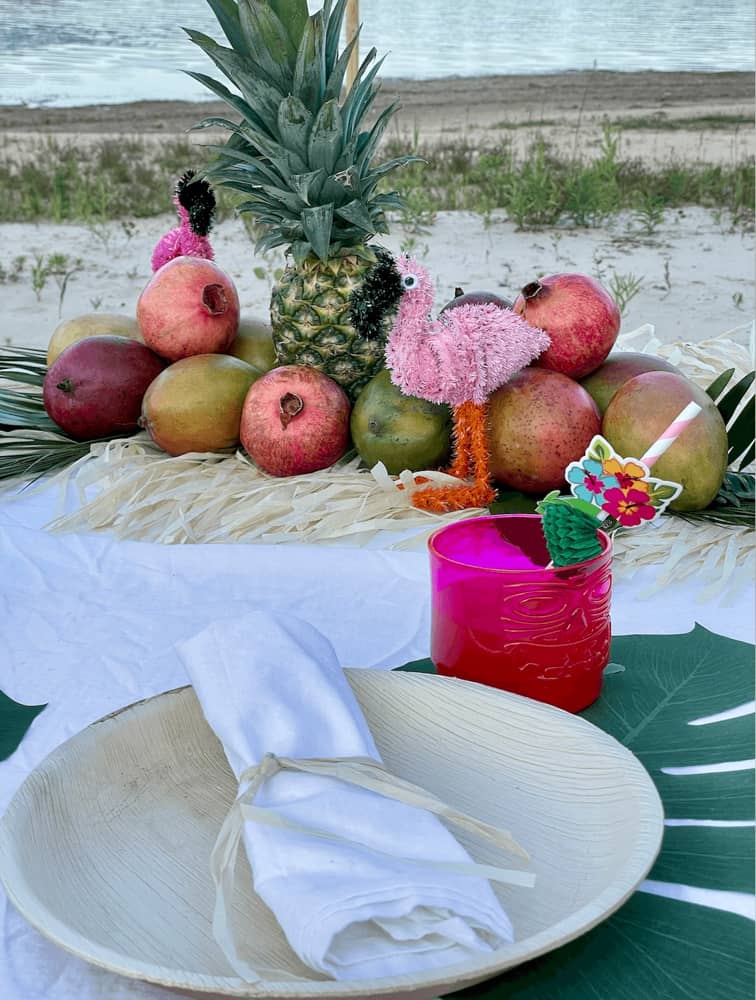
[541,500,602,566]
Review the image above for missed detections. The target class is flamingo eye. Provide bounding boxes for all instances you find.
[402,274,418,289]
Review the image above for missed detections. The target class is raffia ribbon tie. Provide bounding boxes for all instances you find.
[210,751,536,983]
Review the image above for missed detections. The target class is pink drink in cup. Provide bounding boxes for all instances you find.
[428,514,612,712]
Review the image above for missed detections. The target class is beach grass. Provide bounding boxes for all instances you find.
[388,128,755,230]
[0,127,752,232]
[491,113,753,131]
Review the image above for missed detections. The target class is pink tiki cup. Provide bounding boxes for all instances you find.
[428,514,612,713]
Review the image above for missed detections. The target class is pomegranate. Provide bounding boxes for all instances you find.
[43,335,166,440]
[241,366,351,477]
[513,273,620,380]
[440,286,513,313]
[136,256,240,361]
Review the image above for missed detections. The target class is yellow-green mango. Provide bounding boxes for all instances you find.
[351,369,452,474]
[228,317,277,374]
[140,354,259,456]
[48,313,142,365]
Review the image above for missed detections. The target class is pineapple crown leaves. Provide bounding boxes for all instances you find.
[185,0,423,261]
[176,170,217,237]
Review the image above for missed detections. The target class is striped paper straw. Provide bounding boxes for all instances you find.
[640,401,702,468]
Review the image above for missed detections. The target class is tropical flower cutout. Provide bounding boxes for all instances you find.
[566,458,618,503]
[601,487,657,526]
[602,457,649,494]
[537,435,684,567]
[567,436,681,524]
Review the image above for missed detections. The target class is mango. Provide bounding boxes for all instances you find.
[351,369,452,474]
[487,368,601,493]
[140,354,259,456]
[602,371,728,511]
[580,352,680,415]
[43,336,165,440]
[48,313,142,365]
[228,317,277,374]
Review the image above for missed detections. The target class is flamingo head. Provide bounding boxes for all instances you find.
[395,254,436,317]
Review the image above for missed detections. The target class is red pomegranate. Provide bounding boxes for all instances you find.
[440,287,513,313]
[241,366,351,477]
[137,256,240,361]
[513,273,620,380]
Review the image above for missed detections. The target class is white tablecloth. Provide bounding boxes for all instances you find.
[0,481,753,999]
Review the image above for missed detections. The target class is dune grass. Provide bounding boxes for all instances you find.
[386,127,755,230]
[0,126,752,232]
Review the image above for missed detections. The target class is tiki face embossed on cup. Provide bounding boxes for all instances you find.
[428,514,612,712]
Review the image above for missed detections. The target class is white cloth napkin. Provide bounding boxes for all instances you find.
[177,611,517,981]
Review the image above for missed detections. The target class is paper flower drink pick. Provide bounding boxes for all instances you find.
[538,403,701,567]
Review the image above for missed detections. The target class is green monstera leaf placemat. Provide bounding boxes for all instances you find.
[0,691,46,761]
[398,625,755,1000]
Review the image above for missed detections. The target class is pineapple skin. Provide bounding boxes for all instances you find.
[270,254,391,402]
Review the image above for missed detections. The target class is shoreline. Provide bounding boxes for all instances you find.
[2,70,751,167]
[1,70,752,130]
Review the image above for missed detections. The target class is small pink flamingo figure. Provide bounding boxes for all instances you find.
[385,255,550,512]
[151,170,216,273]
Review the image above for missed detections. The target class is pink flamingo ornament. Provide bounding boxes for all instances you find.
[151,170,216,272]
[385,255,550,512]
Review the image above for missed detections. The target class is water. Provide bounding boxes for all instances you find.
[0,0,753,107]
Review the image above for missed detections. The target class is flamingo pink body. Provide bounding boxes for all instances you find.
[151,199,215,273]
[385,256,550,406]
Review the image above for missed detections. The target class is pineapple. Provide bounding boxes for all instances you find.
[185,0,417,399]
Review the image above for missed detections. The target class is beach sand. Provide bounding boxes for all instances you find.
[1,70,753,352]
[2,69,753,163]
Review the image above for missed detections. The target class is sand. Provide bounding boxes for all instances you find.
[1,69,753,164]
[1,70,753,352]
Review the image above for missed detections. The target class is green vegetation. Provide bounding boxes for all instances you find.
[387,127,754,230]
[0,137,230,224]
[610,113,753,131]
[0,126,752,232]
[492,113,751,131]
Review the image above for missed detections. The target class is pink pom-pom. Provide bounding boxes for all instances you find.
[150,198,215,273]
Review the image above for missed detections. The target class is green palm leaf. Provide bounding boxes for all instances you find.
[0,345,47,375]
[0,429,92,482]
[0,346,57,432]
[0,691,46,761]
[0,394,59,432]
[706,368,755,471]
[671,369,756,525]
[400,625,755,999]
[0,345,103,480]
[677,470,755,527]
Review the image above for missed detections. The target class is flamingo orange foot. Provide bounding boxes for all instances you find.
[411,480,496,513]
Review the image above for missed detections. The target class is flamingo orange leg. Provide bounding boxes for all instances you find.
[411,400,497,512]
[444,403,473,481]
